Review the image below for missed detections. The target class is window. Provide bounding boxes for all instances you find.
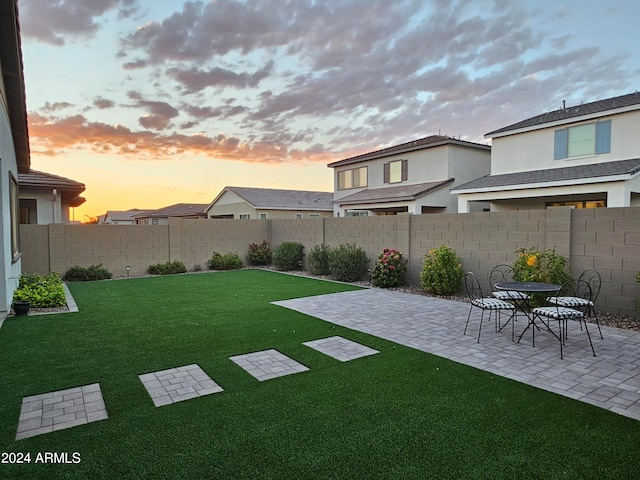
[546,200,606,209]
[338,166,367,190]
[384,159,408,183]
[10,174,20,261]
[346,210,368,217]
[151,218,158,225]
[295,213,303,219]
[19,199,37,224]
[554,121,611,159]
[259,213,268,220]
[239,214,251,220]
[308,214,320,218]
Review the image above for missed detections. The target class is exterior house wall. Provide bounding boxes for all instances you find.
[20,207,640,317]
[0,99,21,313]
[19,189,68,224]
[491,110,640,175]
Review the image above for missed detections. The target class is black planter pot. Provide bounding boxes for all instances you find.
[12,301,30,316]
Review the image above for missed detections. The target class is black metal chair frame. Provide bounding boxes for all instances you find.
[488,264,529,340]
[464,272,515,343]
[533,279,596,359]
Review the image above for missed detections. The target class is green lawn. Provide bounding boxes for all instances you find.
[0,270,638,479]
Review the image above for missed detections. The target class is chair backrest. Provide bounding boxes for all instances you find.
[555,279,593,302]
[489,264,515,288]
[464,272,484,301]
[579,270,601,302]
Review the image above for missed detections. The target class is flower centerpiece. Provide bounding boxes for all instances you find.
[371,248,408,288]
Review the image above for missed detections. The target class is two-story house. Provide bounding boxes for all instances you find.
[328,135,491,216]
[452,92,640,212]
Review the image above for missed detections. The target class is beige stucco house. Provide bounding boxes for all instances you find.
[134,203,208,225]
[328,135,491,216]
[206,186,333,219]
[18,170,85,224]
[452,92,640,212]
[1,0,30,316]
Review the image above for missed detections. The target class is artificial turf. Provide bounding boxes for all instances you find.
[0,269,638,479]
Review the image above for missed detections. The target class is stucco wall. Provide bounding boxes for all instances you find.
[20,207,640,317]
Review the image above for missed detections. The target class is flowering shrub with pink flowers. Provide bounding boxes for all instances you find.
[371,248,408,288]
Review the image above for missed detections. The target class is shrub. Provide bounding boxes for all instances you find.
[420,245,464,295]
[63,264,113,282]
[148,260,187,275]
[12,273,66,308]
[208,251,244,270]
[307,244,332,275]
[329,243,369,282]
[248,240,272,266]
[512,247,572,285]
[273,242,304,271]
[371,248,408,288]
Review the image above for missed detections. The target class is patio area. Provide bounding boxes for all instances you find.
[273,287,640,421]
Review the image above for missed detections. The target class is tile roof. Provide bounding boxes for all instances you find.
[18,170,85,191]
[486,92,640,137]
[135,203,209,218]
[327,135,490,168]
[337,179,455,205]
[221,186,333,211]
[451,158,640,192]
[104,210,151,222]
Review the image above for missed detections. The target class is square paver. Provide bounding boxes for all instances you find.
[139,364,223,407]
[229,349,309,381]
[16,383,108,440]
[303,336,379,362]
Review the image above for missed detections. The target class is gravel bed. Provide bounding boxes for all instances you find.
[26,267,640,331]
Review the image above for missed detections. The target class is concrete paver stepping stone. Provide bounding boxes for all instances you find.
[139,364,223,407]
[303,336,379,362]
[16,383,108,440]
[230,349,309,381]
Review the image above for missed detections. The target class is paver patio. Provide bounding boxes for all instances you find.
[303,336,379,362]
[16,383,108,440]
[273,288,640,421]
[139,364,224,407]
[230,349,309,381]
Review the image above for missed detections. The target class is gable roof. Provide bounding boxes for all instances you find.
[209,186,333,211]
[337,179,455,206]
[451,158,640,193]
[0,0,30,172]
[327,135,490,168]
[103,209,151,223]
[134,203,208,219]
[486,91,640,138]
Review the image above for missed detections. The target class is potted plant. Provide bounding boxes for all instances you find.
[12,300,30,316]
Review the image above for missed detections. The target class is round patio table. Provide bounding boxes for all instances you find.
[494,282,561,346]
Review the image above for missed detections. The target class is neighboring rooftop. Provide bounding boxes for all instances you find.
[102,209,151,223]
[18,170,86,207]
[451,158,640,193]
[337,179,455,205]
[212,186,333,211]
[327,135,490,168]
[486,91,640,137]
[135,203,208,219]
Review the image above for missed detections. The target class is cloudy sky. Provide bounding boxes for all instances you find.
[18,0,640,221]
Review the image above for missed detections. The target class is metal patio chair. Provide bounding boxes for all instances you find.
[464,272,515,343]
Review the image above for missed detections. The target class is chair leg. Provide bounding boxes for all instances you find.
[582,318,597,357]
[477,310,485,343]
[590,306,603,339]
[464,306,473,335]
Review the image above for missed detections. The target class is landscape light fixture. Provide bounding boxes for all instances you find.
[126,266,130,276]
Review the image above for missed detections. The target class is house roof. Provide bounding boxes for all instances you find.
[486,91,640,138]
[451,158,640,193]
[209,186,333,211]
[18,170,86,206]
[337,179,455,206]
[327,135,490,168]
[104,209,151,222]
[0,0,30,172]
[134,203,208,219]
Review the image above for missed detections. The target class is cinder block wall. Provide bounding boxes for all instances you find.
[19,206,639,317]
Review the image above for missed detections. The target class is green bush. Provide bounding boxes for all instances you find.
[12,273,66,308]
[420,245,464,295]
[307,244,332,275]
[248,240,272,266]
[63,264,113,282]
[273,242,304,271]
[208,251,244,270]
[148,260,187,275]
[329,243,369,282]
[371,248,408,288]
[512,247,572,285]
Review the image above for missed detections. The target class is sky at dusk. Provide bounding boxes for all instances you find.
[18,0,640,222]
